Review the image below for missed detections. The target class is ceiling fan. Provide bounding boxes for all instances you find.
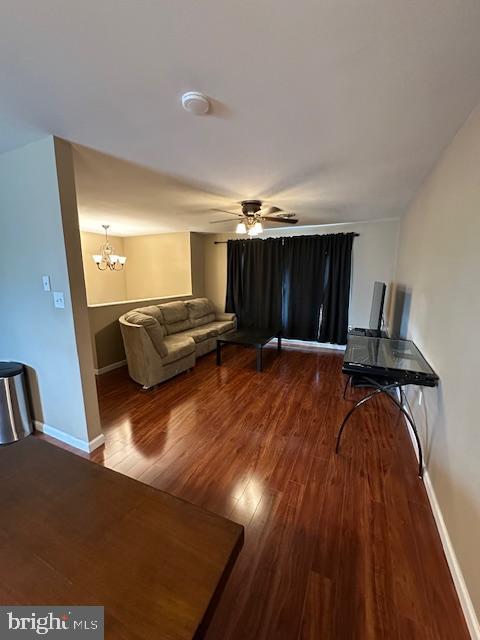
[209,200,298,236]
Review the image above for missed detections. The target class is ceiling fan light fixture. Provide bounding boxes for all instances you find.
[236,222,247,234]
[209,200,298,232]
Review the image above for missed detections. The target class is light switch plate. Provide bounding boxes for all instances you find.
[42,275,51,292]
[53,291,65,309]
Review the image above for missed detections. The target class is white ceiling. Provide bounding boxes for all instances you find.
[2,1,480,235]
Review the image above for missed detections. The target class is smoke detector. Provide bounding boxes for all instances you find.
[181,92,210,115]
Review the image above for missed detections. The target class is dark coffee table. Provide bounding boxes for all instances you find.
[216,328,282,372]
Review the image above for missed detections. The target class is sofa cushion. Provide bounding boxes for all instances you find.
[190,313,215,328]
[158,301,192,335]
[186,298,214,319]
[135,305,166,335]
[164,318,192,334]
[123,311,167,357]
[162,335,195,365]
[186,298,216,327]
[209,319,236,334]
[159,301,188,323]
[179,325,218,344]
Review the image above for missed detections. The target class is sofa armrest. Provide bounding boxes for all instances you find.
[119,319,165,388]
[216,312,236,322]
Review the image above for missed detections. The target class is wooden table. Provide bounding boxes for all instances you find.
[0,437,243,639]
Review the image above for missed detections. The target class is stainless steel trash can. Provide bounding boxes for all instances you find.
[0,362,33,444]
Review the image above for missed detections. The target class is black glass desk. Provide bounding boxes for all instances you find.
[336,335,439,478]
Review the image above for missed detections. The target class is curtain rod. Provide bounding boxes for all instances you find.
[214,232,359,244]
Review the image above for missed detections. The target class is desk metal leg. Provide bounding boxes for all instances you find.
[277,335,282,351]
[216,341,222,366]
[369,382,423,479]
[256,346,263,372]
[335,380,423,478]
[342,375,352,400]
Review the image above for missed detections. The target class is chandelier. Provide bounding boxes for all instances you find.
[91,225,127,271]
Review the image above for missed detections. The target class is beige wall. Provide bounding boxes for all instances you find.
[190,232,205,297]
[124,232,192,299]
[204,219,400,329]
[0,136,101,445]
[394,103,480,630]
[80,231,127,304]
[80,230,193,304]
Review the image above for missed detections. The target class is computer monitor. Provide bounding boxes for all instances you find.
[369,281,386,332]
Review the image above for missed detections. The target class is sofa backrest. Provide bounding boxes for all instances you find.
[185,298,215,327]
[157,301,192,335]
[120,299,220,344]
[122,309,167,357]
[136,305,165,328]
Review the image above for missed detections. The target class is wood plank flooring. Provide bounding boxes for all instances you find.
[39,345,468,639]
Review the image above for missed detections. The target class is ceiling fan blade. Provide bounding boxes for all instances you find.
[210,208,241,216]
[262,206,283,215]
[262,216,298,224]
[209,218,242,224]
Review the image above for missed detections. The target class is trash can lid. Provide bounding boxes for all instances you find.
[0,362,25,377]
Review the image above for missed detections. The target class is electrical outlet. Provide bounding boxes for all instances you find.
[53,291,65,309]
[42,275,51,292]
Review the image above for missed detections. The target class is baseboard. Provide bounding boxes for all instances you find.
[34,421,105,453]
[400,403,480,639]
[276,338,346,352]
[422,470,480,639]
[94,359,127,375]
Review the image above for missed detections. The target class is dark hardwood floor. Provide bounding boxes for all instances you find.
[43,345,467,639]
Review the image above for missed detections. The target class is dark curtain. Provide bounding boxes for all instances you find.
[225,232,355,344]
[226,238,283,329]
[225,239,244,316]
[282,235,328,340]
[319,233,354,344]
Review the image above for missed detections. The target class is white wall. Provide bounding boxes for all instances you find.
[0,137,102,448]
[203,219,400,330]
[394,103,480,635]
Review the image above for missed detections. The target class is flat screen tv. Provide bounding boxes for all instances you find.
[368,281,386,332]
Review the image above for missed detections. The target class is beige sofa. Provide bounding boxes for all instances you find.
[119,298,236,389]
